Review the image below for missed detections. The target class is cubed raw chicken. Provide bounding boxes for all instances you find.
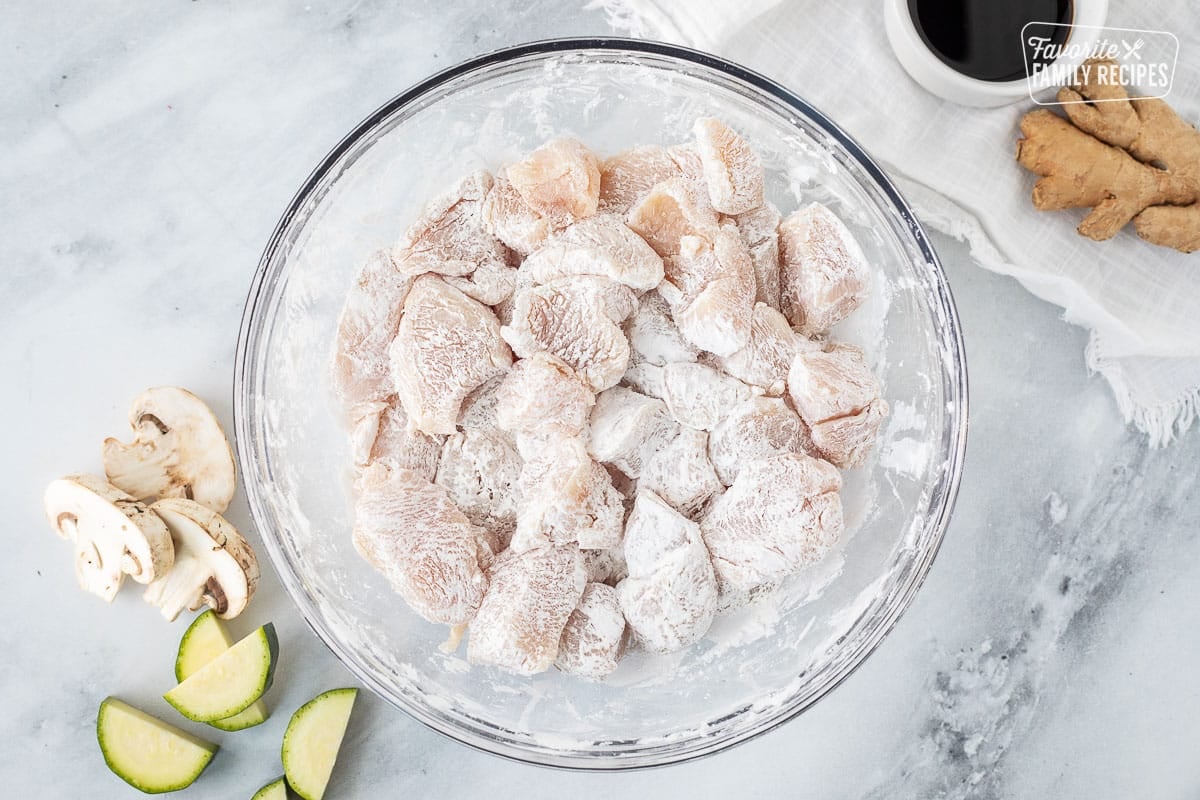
[501,283,631,392]
[353,464,494,626]
[390,275,513,435]
[617,490,718,653]
[787,342,888,468]
[506,137,601,227]
[467,544,586,675]
[555,583,627,679]
[701,453,843,597]
[778,202,870,335]
[395,170,509,277]
[522,214,664,291]
[693,117,764,215]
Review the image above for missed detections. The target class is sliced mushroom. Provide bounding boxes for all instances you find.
[43,474,175,602]
[102,387,237,513]
[142,498,259,621]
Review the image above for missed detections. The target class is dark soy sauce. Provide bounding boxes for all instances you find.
[907,0,1074,82]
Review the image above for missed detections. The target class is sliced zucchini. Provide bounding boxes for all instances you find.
[282,688,358,800]
[208,701,269,732]
[176,610,270,731]
[175,608,232,682]
[252,776,289,800]
[164,622,278,722]
[97,697,217,794]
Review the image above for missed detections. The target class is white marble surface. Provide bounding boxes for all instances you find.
[3,2,1200,798]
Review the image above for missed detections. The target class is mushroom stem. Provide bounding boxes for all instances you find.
[104,442,177,499]
[102,387,237,512]
[144,499,258,621]
[143,554,211,622]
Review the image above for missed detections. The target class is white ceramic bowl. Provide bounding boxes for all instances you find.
[885,0,1110,106]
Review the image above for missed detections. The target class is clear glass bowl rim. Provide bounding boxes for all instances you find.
[233,36,970,771]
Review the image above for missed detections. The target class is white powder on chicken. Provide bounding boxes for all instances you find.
[334,120,887,677]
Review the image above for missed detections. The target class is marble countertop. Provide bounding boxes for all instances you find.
[4,2,1199,797]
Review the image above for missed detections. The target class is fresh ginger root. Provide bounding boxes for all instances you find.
[1016,58,1200,253]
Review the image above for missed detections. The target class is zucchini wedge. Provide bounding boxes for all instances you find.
[252,776,289,799]
[175,610,269,730]
[97,697,217,794]
[164,622,278,722]
[282,688,358,800]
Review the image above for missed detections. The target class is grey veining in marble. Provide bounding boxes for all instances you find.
[2,2,1198,798]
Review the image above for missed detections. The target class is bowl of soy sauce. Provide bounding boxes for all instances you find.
[884,0,1109,106]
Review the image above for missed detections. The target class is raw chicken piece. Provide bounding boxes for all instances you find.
[506,137,601,227]
[496,352,594,440]
[588,386,679,478]
[435,428,522,546]
[786,342,878,423]
[555,583,627,679]
[658,235,719,311]
[708,397,815,485]
[787,342,888,468]
[458,375,505,431]
[512,439,625,552]
[456,375,518,451]
[702,453,843,596]
[640,428,724,517]
[616,490,718,653]
[390,275,513,435]
[626,177,719,258]
[661,361,754,431]
[540,275,639,324]
[624,292,698,366]
[352,464,493,625]
[493,265,537,327]
[598,145,683,215]
[806,403,888,470]
[666,224,756,357]
[522,214,664,291]
[693,117,764,215]
[716,580,785,616]
[501,283,630,392]
[395,170,509,277]
[734,202,782,309]
[444,260,519,307]
[621,361,666,399]
[583,546,629,586]
[778,203,870,335]
[715,303,812,396]
[467,544,586,675]
[356,397,443,481]
[666,143,706,185]
[675,278,754,359]
[333,249,413,425]
[481,173,555,256]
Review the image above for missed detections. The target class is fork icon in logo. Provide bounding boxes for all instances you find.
[1122,38,1146,60]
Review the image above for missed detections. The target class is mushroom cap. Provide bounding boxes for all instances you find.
[148,498,259,620]
[102,387,237,513]
[43,474,175,601]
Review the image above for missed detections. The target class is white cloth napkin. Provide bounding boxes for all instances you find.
[592,0,1200,445]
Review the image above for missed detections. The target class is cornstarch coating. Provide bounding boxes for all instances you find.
[333,119,888,677]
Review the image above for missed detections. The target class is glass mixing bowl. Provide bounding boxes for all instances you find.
[234,38,968,769]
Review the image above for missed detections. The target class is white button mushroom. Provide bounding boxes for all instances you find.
[102,387,237,513]
[43,474,175,602]
[142,498,260,621]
